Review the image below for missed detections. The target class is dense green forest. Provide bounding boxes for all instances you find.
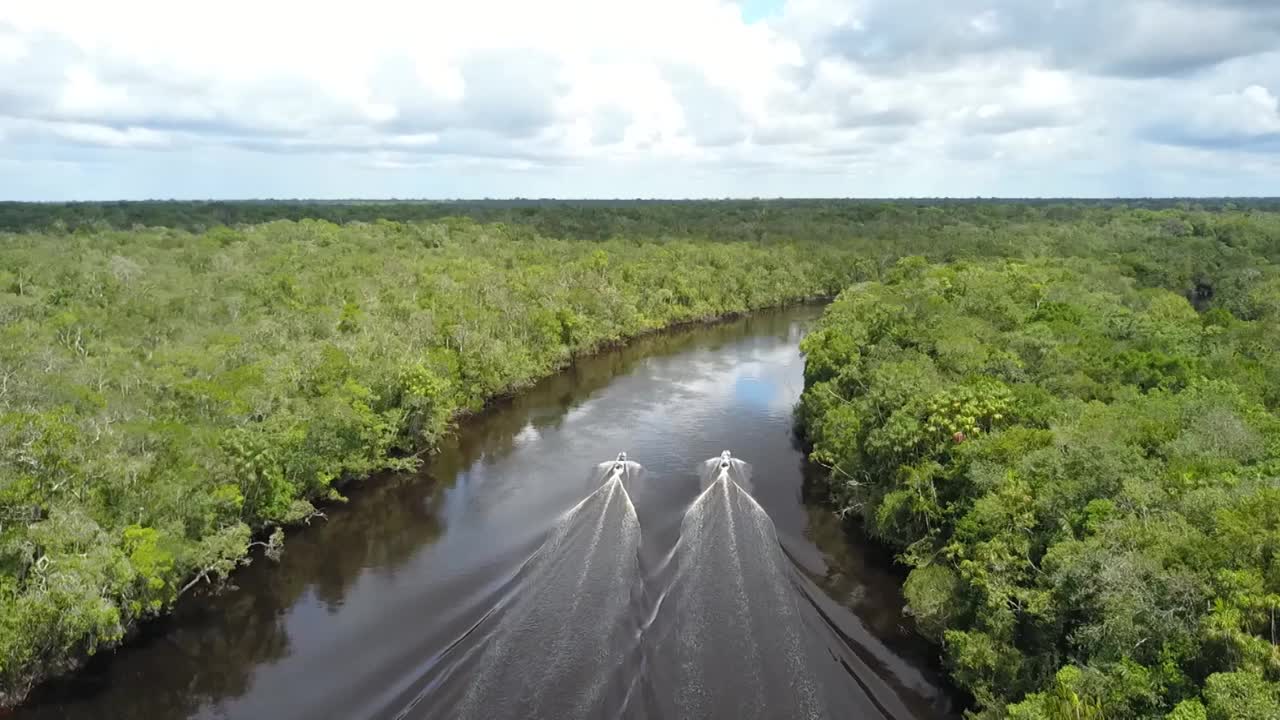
[800,223,1280,715]
[3,197,1280,237]
[4,201,1280,716]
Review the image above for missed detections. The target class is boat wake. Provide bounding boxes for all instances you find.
[384,452,914,720]
[389,457,644,720]
[642,452,831,719]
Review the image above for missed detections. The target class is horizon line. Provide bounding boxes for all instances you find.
[4,196,1280,204]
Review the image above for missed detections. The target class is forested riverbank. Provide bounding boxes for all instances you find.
[5,201,1280,714]
[800,245,1280,715]
[0,217,863,707]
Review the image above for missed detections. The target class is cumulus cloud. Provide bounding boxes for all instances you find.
[0,0,1278,198]
[802,0,1280,78]
[1145,83,1280,152]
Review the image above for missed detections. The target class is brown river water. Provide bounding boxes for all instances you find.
[20,305,957,720]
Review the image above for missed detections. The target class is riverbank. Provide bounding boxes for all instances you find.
[798,258,1280,716]
[0,219,866,708]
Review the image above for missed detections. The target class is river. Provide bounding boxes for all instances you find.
[19,305,956,720]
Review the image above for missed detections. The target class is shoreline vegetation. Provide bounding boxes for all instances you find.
[4,200,1280,717]
[799,258,1280,713]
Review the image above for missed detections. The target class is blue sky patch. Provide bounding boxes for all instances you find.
[738,0,784,23]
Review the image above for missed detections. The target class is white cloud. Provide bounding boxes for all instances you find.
[1237,85,1280,133]
[0,29,25,64]
[51,122,171,149]
[0,0,1278,198]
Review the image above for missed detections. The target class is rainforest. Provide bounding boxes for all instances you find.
[3,200,1280,719]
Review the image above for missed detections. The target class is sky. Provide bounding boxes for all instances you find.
[1,0,1278,200]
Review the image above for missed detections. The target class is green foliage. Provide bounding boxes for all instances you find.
[1007,666,1109,720]
[800,257,1280,718]
[1203,672,1280,720]
[904,563,962,642]
[1167,699,1208,720]
[121,525,176,614]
